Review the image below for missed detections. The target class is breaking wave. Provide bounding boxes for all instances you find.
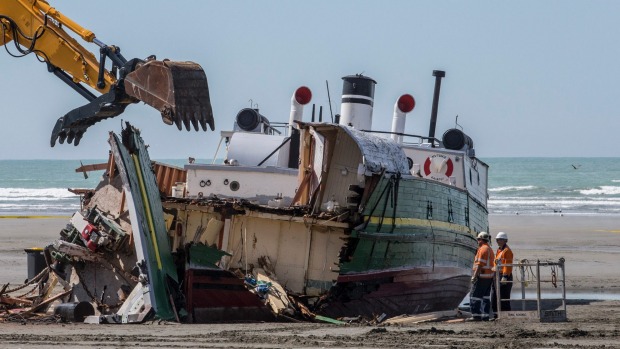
[488,185,536,192]
[0,187,76,200]
[579,186,620,196]
[0,187,80,215]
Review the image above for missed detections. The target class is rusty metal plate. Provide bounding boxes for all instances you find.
[124,60,215,131]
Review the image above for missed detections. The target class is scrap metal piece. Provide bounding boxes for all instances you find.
[53,240,102,262]
[54,302,95,323]
[118,282,153,324]
[109,122,180,321]
[124,60,214,132]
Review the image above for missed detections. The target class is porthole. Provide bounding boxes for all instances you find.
[230,181,240,191]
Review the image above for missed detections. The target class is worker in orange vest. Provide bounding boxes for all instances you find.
[468,232,495,321]
[492,231,514,318]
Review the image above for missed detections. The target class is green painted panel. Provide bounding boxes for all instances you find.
[111,127,178,321]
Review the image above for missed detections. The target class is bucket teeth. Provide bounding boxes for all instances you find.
[190,112,199,131]
[66,131,75,144]
[174,114,183,131]
[201,110,214,131]
[182,107,192,131]
[199,112,208,131]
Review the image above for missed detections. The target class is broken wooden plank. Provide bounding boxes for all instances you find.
[0,295,33,306]
[289,296,314,319]
[75,162,108,173]
[67,188,94,196]
[383,310,458,325]
[22,289,72,316]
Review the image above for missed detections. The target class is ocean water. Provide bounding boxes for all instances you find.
[486,158,620,216]
[0,158,619,216]
[0,159,187,216]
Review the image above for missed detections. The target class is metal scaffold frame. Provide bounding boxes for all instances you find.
[495,258,567,322]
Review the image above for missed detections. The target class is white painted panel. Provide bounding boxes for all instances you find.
[227,133,289,167]
[185,165,298,205]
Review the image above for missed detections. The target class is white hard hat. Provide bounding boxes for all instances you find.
[496,231,508,240]
[477,232,490,241]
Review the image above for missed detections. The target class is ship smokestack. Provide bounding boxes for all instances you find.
[288,86,312,133]
[339,74,377,130]
[288,86,311,169]
[428,70,445,147]
[390,94,416,143]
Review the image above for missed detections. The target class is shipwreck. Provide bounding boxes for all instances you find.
[2,70,490,324]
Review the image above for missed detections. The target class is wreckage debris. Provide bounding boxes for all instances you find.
[54,302,95,323]
[0,70,495,324]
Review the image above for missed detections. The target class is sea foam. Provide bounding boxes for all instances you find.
[488,185,536,192]
[579,186,620,196]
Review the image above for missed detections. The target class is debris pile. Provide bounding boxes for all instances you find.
[0,268,71,323]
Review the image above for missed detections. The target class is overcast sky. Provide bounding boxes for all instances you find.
[1,0,619,160]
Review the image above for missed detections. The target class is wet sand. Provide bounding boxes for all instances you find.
[1,214,619,348]
[2,214,619,293]
[0,216,69,285]
[491,214,620,295]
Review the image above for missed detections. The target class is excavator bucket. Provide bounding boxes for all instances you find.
[50,59,215,147]
[124,60,215,132]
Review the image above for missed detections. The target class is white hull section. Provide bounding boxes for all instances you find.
[185,164,298,206]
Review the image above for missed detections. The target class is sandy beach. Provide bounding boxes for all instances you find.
[2,214,619,294]
[1,214,619,348]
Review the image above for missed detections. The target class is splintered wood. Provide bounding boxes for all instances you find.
[0,268,73,323]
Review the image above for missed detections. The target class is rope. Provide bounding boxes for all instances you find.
[376,176,394,232]
[1,268,49,294]
[14,282,43,299]
[513,259,537,287]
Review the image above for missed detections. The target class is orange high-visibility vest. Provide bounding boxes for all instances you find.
[495,245,514,276]
[473,243,495,279]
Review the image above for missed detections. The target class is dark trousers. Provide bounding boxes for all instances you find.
[491,274,513,315]
[470,277,493,320]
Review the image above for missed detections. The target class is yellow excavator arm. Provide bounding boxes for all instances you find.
[1,0,214,146]
[1,0,115,93]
